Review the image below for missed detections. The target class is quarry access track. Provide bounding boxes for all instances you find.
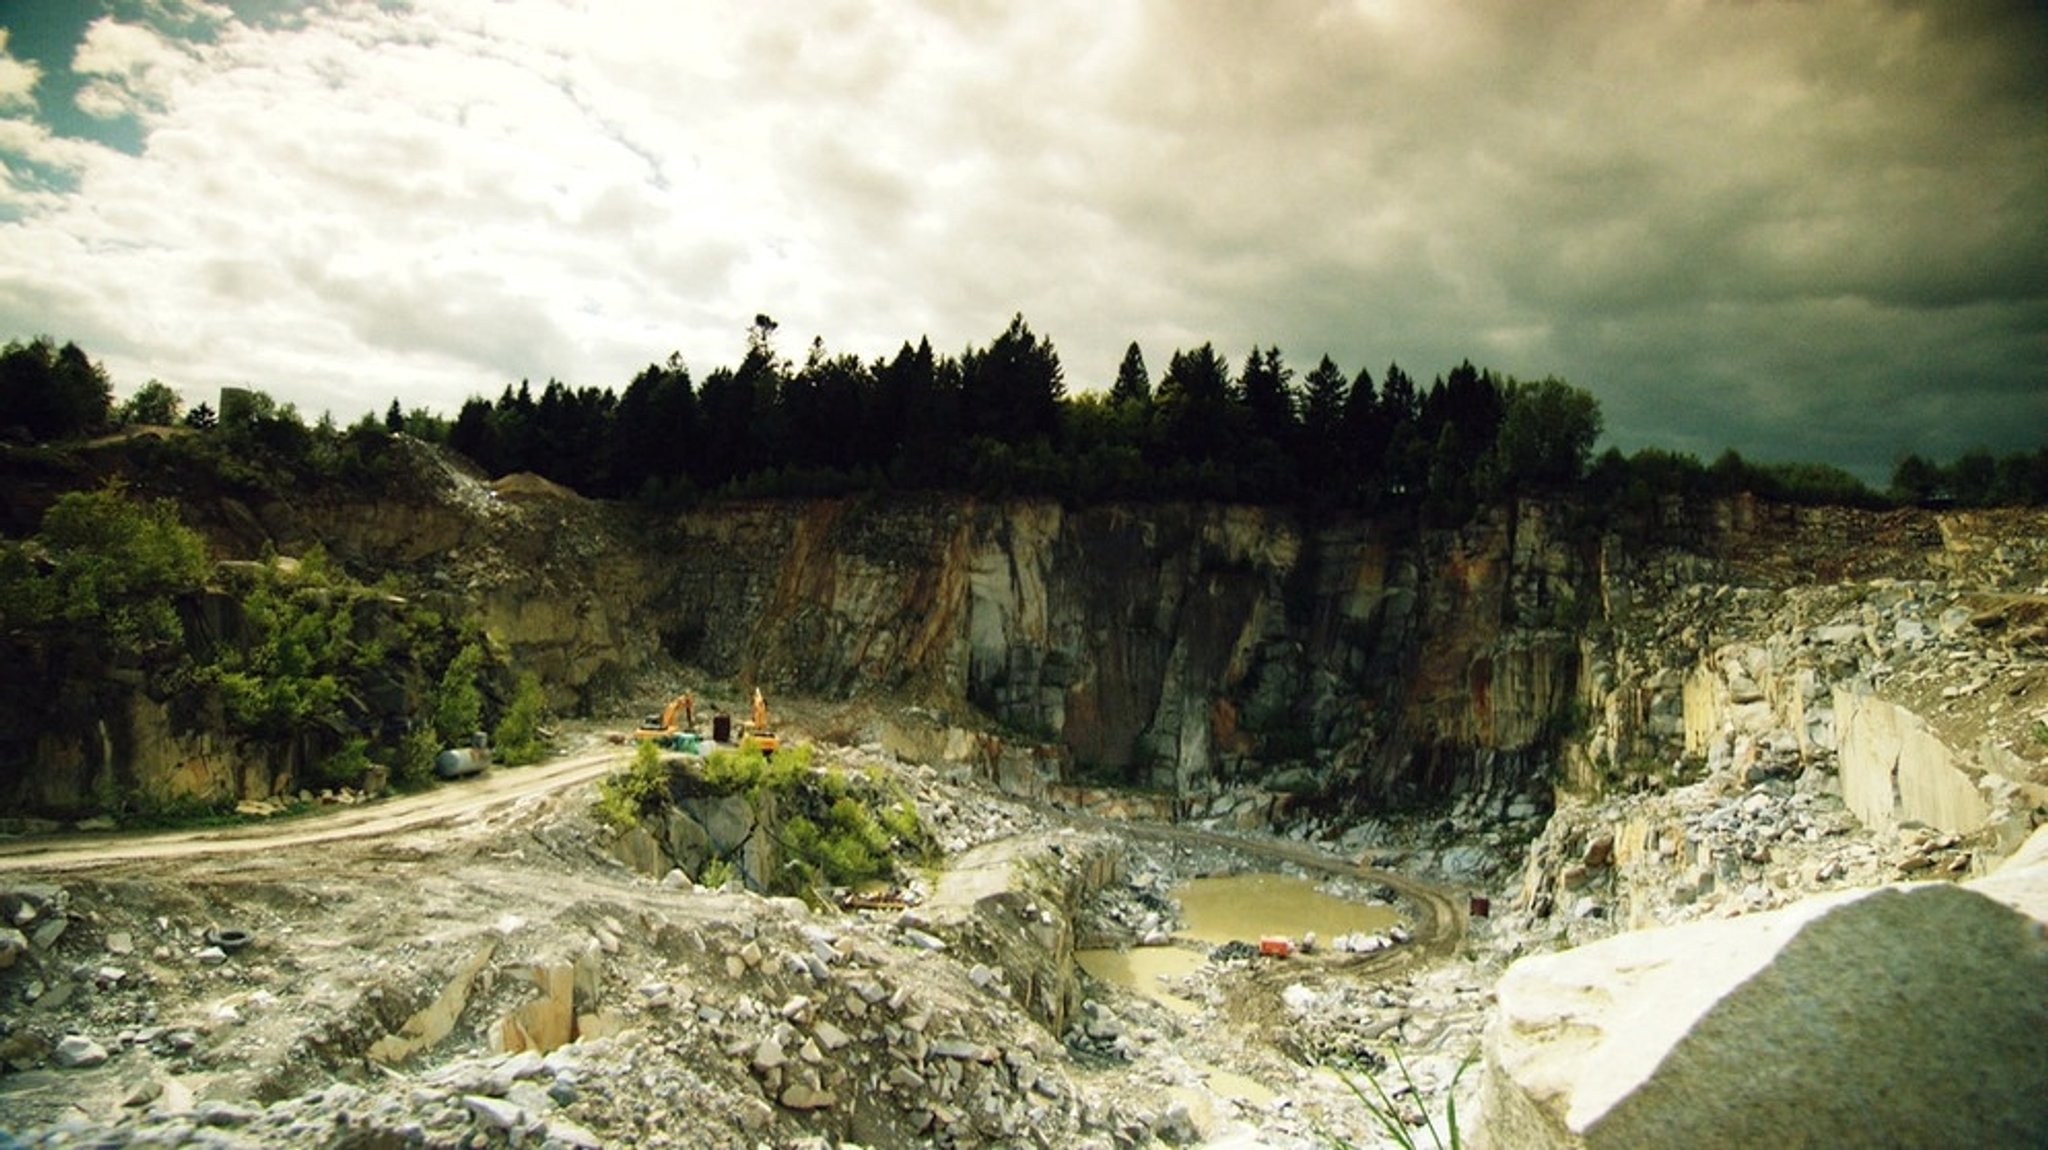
[0,746,631,874]
[0,745,1466,967]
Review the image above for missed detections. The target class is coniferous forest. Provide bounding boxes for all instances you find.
[4,317,2044,515]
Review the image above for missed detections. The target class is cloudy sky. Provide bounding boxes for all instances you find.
[1,0,2042,481]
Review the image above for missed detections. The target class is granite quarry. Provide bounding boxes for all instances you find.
[1,439,2044,1148]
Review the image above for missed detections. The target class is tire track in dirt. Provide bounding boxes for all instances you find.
[0,747,629,874]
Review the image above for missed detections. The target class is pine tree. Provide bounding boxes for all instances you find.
[1110,342,1151,408]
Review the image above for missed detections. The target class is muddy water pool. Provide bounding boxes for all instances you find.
[1076,872,1400,1014]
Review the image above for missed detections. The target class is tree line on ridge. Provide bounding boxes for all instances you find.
[3,322,2043,514]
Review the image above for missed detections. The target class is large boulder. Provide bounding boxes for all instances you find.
[1479,827,2048,1149]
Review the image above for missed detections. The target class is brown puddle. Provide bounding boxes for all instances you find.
[1170,871,1399,946]
[1077,872,1400,1013]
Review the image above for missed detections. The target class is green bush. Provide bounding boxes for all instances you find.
[777,797,892,888]
[115,789,237,830]
[698,856,738,888]
[0,482,208,650]
[311,737,372,789]
[201,560,355,739]
[828,796,890,856]
[701,743,811,797]
[394,728,440,791]
[492,672,549,766]
[0,336,111,441]
[434,642,485,743]
[195,553,487,798]
[771,761,927,895]
[597,740,670,828]
[683,742,930,898]
[879,799,922,844]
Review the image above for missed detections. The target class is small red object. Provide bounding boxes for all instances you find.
[1258,936,1295,957]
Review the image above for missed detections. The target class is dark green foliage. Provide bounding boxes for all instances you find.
[1298,355,1350,499]
[1590,444,1917,519]
[881,337,961,489]
[434,642,485,743]
[404,314,2018,515]
[609,355,697,500]
[0,482,208,650]
[796,796,892,886]
[963,313,1065,446]
[1891,447,2048,507]
[118,380,184,426]
[597,739,669,827]
[207,549,352,739]
[1238,346,1300,496]
[1110,341,1151,408]
[0,336,112,442]
[18,333,2043,521]
[1706,450,1886,508]
[692,364,770,491]
[785,340,877,476]
[394,727,441,791]
[135,384,420,494]
[1060,393,1152,502]
[197,548,481,767]
[0,481,490,817]
[700,741,810,796]
[1487,376,1604,492]
[1150,342,1246,495]
[313,737,373,790]
[689,743,930,898]
[492,671,549,766]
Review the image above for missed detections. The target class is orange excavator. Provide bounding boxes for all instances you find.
[742,687,779,754]
[633,692,695,742]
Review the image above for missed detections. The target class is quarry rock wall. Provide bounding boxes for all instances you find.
[10,432,2045,824]
[652,498,1591,804]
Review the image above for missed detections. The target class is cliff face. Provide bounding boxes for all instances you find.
[9,434,2043,832]
[225,452,670,709]
[1517,503,2048,927]
[649,498,1591,804]
[1,442,670,815]
[645,493,2043,840]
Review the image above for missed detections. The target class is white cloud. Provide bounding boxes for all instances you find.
[0,0,2039,476]
[0,118,109,215]
[0,30,38,111]
[72,18,197,120]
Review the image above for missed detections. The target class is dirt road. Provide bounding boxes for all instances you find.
[0,744,1463,966]
[0,746,630,874]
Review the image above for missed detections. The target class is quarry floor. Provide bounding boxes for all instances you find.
[0,698,1973,1148]
[0,711,1502,1148]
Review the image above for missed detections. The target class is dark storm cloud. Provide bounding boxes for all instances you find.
[1075,0,2048,475]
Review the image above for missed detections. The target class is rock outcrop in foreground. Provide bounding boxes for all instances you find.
[1479,825,2048,1149]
